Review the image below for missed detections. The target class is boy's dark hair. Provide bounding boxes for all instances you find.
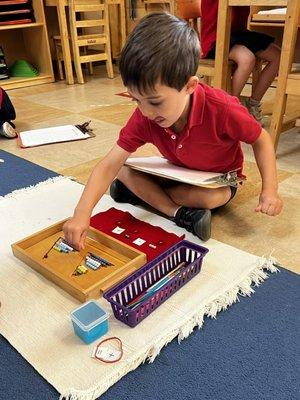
[119,12,200,93]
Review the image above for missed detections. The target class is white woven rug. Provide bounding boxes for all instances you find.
[0,177,278,400]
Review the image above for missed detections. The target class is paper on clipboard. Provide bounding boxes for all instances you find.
[18,123,95,148]
[125,156,243,188]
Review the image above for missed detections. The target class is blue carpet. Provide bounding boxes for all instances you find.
[0,149,58,196]
[0,151,299,400]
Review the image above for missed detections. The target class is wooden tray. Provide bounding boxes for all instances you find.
[11,220,147,302]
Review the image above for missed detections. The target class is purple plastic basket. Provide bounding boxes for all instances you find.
[103,240,209,327]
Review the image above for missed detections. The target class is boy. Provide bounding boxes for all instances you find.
[201,0,281,124]
[63,12,282,249]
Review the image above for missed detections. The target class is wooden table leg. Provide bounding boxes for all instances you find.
[269,0,300,150]
[119,0,127,48]
[214,0,232,91]
[57,1,74,85]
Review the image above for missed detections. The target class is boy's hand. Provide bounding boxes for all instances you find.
[63,213,90,251]
[255,190,283,216]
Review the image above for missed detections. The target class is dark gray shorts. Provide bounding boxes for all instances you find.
[206,29,275,59]
[225,185,238,206]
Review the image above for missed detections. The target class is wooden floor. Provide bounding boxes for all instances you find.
[1,66,299,273]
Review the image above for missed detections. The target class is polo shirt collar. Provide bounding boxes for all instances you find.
[187,83,205,128]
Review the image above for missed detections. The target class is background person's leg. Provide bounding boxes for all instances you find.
[228,45,256,98]
[0,89,16,123]
[0,89,17,138]
[251,43,281,102]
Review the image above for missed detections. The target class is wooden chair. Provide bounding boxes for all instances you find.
[69,0,114,84]
[53,36,94,81]
[53,36,66,81]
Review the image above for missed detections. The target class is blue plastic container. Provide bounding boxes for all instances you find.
[70,300,109,344]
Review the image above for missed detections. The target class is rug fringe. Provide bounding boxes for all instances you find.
[177,256,279,342]
[59,256,279,400]
[59,352,152,400]
[0,176,72,201]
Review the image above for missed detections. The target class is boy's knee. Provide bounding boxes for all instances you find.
[230,46,256,70]
[192,186,232,209]
[241,53,256,71]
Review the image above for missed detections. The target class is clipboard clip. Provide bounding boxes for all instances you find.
[215,169,245,186]
[76,120,93,134]
[205,168,244,186]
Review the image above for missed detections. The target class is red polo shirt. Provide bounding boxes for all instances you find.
[201,0,250,58]
[117,83,261,176]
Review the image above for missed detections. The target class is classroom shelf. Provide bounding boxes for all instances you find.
[0,0,54,90]
[0,73,54,90]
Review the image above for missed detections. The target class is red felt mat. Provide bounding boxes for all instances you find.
[90,207,184,261]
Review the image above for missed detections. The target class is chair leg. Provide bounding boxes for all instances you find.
[53,40,65,80]
[69,1,84,83]
[226,66,232,94]
[106,58,114,79]
[82,47,93,75]
[103,1,114,79]
[269,93,288,150]
[73,48,84,84]
[70,36,84,83]
[57,59,65,80]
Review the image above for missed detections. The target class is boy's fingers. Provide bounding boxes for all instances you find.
[275,203,283,216]
[72,230,82,250]
[261,202,270,214]
[64,230,72,247]
[79,231,87,250]
[266,204,275,216]
[255,203,262,212]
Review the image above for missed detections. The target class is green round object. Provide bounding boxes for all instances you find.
[9,60,39,77]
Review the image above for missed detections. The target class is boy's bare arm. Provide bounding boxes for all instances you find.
[251,128,283,216]
[63,144,131,248]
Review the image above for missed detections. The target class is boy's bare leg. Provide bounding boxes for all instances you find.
[228,45,256,97]
[251,43,281,102]
[117,166,232,217]
[165,182,231,210]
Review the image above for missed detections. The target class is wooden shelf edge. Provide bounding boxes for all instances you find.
[0,22,44,31]
[1,74,55,90]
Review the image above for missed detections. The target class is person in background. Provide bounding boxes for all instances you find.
[201,0,281,124]
[0,87,17,138]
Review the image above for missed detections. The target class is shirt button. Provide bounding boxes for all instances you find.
[178,144,183,149]
[171,134,176,140]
